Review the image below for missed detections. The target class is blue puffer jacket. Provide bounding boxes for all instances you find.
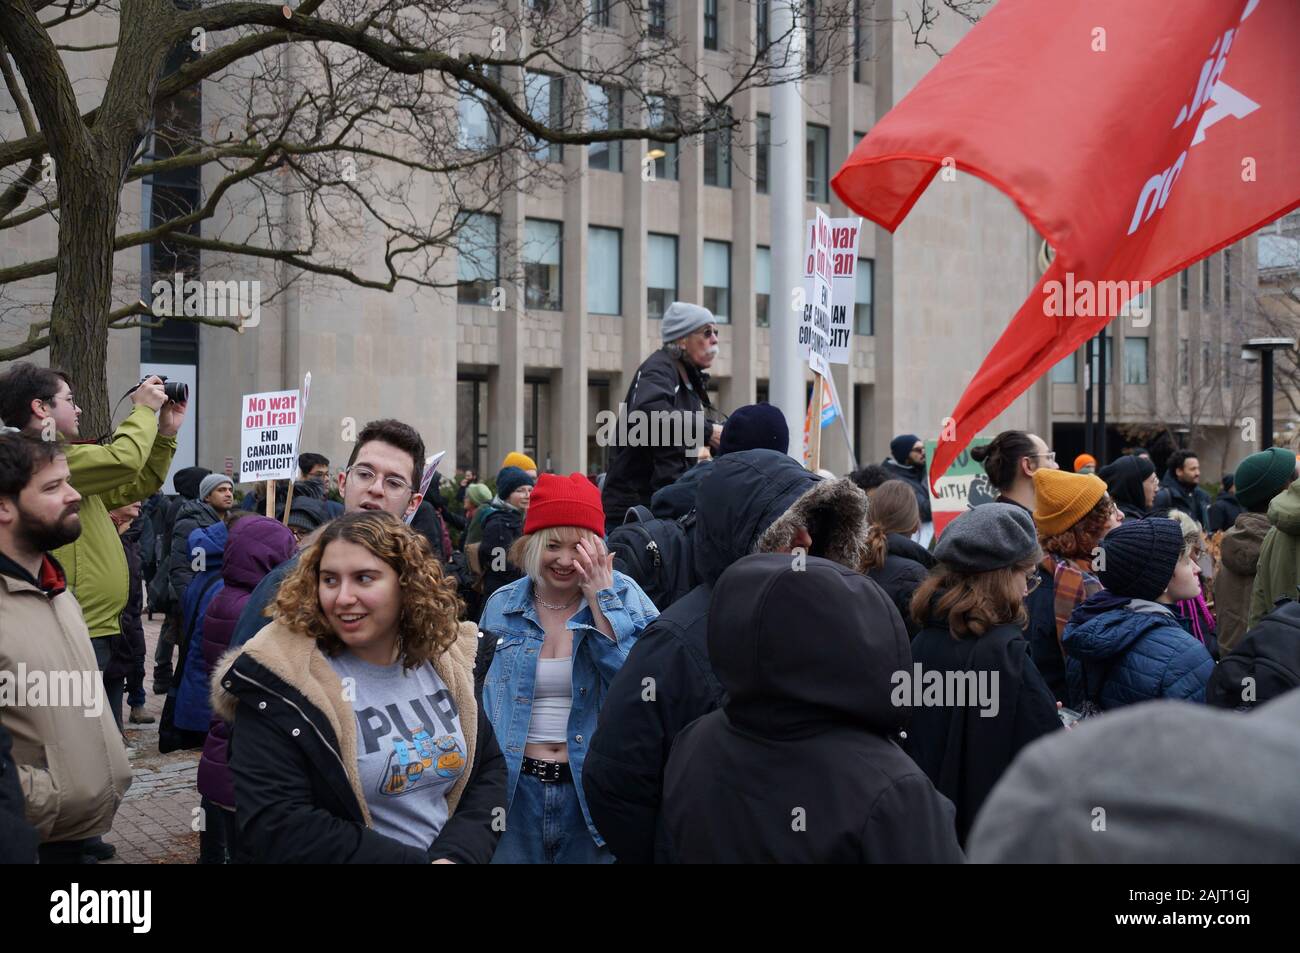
[1062,590,1215,711]
[174,522,228,732]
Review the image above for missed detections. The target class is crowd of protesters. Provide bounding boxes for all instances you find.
[3,311,1300,864]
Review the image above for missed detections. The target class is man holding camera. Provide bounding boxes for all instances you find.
[0,365,185,739]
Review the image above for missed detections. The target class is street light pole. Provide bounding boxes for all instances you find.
[768,0,806,458]
[1243,338,1295,449]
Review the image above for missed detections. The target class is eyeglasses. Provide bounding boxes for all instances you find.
[1031,451,1057,464]
[345,464,414,497]
[1025,570,1042,595]
[695,326,720,340]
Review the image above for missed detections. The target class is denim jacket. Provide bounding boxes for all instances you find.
[479,570,658,845]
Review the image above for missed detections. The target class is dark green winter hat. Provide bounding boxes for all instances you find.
[1235,448,1297,511]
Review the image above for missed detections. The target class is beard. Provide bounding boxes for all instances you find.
[18,505,82,553]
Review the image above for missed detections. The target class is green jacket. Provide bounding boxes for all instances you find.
[1249,481,1300,629]
[52,406,177,638]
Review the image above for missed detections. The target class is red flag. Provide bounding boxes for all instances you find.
[832,0,1300,492]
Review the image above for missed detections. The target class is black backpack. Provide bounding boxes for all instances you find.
[607,506,696,612]
[1206,598,1300,711]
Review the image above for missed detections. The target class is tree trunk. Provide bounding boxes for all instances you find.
[47,154,122,440]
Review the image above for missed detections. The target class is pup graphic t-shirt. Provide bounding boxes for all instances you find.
[327,652,466,851]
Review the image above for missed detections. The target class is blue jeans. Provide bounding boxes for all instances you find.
[491,774,613,865]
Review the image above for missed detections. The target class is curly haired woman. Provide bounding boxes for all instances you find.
[1025,468,1124,702]
[212,511,505,863]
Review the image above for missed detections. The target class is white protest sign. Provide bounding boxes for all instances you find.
[802,216,862,364]
[799,208,834,368]
[405,451,448,525]
[239,389,302,482]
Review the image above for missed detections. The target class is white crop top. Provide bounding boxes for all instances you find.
[526,656,573,745]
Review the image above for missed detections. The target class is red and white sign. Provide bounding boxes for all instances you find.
[802,216,862,364]
[239,389,302,482]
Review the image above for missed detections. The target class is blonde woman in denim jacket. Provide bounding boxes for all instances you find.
[479,473,658,863]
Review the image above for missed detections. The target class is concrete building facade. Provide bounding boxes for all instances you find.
[0,1,1271,493]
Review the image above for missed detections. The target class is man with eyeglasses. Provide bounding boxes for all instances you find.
[601,302,724,533]
[228,419,427,650]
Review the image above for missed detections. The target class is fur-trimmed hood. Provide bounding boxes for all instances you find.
[210,617,482,821]
[757,477,871,571]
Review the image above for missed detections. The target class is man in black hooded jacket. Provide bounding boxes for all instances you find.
[583,450,821,863]
[663,554,963,863]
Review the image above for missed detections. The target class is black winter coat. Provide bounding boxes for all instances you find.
[663,554,964,863]
[118,521,147,666]
[1208,491,1245,534]
[1152,471,1211,527]
[219,628,506,864]
[905,618,1062,845]
[147,466,210,612]
[479,505,524,604]
[881,458,933,523]
[0,721,38,863]
[866,533,934,635]
[601,348,715,530]
[168,498,221,605]
[583,449,820,863]
[648,460,714,520]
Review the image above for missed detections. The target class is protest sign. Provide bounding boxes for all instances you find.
[801,216,862,364]
[927,437,996,537]
[239,389,302,483]
[799,209,835,368]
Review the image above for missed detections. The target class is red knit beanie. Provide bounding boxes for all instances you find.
[522,472,606,536]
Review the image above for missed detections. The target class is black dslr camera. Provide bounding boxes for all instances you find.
[127,375,188,404]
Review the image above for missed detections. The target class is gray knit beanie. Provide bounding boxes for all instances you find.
[933,502,1041,573]
[660,301,715,342]
[199,473,233,500]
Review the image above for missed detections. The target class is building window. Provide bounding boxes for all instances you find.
[587,84,622,172]
[456,212,499,306]
[524,378,549,463]
[755,113,771,195]
[588,379,612,472]
[525,71,564,163]
[1202,258,1211,307]
[1179,269,1188,310]
[855,257,874,335]
[1224,343,1233,389]
[456,376,489,476]
[648,0,667,37]
[590,0,612,28]
[1202,340,1214,382]
[588,226,621,315]
[524,218,562,310]
[806,123,829,201]
[648,233,677,319]
[757,0,769,53]
[1224,247,1232,306]
[756,245,771,327]
[1179,338,1190,386]
[704,0,719,50]
[647,94,678,181]
[1124,337,1149,385]
[1050,352,1076,384]
[703,239,731,322]
[703,105,732,188]
[853,0,872,83]
[457,65,501,150]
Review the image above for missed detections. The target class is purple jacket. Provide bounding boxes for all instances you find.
[197,516,296,809]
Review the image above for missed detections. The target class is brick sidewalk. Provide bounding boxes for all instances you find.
[102,616,201,864]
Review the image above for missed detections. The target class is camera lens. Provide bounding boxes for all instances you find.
[164,381,188,403]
